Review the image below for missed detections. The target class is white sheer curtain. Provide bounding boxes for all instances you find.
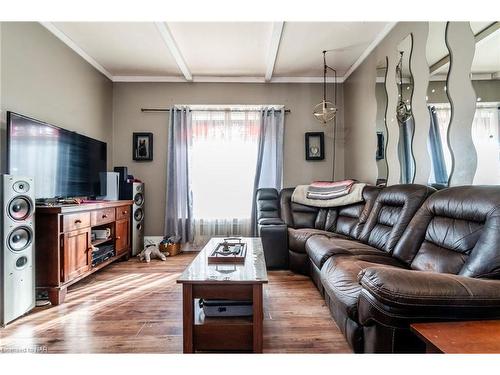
[472,103,500,184]
[188,108,261,245]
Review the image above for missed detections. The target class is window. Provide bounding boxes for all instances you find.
[188,109,261,244]
[472,103,500,184]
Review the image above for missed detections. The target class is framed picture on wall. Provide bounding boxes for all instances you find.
[305,132,325,161]
[133,132,153,161]
[376,131,385,160]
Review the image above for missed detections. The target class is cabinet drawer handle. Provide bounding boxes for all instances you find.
[122,211,128,214]
[74,219,82,224]
[102,214,108,218]
[116,236,121,240]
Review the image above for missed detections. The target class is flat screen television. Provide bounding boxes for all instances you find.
[7,111,107,200]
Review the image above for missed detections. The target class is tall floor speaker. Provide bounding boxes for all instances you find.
[1,175,35,326]
[131,182,144,256]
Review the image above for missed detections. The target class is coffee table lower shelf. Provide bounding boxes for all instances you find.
[180,283,264,353]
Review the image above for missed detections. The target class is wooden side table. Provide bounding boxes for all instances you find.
[411,320,500,353]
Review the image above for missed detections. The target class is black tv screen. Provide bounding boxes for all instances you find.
[7,112,107,199]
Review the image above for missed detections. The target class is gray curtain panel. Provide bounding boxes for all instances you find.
[250,106,285,235]
[164,106,194,243]
[428,106,448,187]
[398,117,416,184]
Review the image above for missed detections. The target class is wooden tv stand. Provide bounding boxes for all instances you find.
[35,200,134,305]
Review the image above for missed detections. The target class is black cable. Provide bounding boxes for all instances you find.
[323,51,337,181]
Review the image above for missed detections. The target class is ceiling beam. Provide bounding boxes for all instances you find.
[265,22,285,82]
[154,22,192,81]
[39,22,113,81]
[343,22,397,81]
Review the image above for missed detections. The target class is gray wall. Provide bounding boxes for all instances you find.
[112,82,345,235]
[0,22,113,173]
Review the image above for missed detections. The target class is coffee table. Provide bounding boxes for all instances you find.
[177,237,268,353]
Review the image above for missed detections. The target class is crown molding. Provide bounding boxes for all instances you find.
[270,76,344,83]
[112,75,344,83]
[113,75,186,82]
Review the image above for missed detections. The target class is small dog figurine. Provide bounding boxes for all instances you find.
[138,243,166,263]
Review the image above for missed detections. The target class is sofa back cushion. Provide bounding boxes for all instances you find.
[393,186,500,277]
[359,184,435,253]
[280,188,321,228]
[332,186,381,239]
[255,188,281,222]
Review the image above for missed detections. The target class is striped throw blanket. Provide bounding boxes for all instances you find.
[291,181,366,208]
[306,179,356,200]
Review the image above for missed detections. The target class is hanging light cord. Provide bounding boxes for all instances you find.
[323,50,338,180]
[398,52,403,99]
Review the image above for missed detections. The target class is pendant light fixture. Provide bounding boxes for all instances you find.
[396,51,412,123]
[313,50,337,124]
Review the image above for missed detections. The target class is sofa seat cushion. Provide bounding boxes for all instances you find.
[288,228,348,254]
[321,255,407,321]
[306,236,389,269]
[358,267,500,328]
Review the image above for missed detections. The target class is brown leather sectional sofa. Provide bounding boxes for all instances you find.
[255,184,500,353]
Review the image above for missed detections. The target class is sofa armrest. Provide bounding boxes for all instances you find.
[358,267,500,328]
[259,224,288,269]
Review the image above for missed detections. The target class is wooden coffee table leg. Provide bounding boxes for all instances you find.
[183,284,194,353]
[253,284,263,353]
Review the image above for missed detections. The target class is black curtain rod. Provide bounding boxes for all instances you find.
[141,108,291,113]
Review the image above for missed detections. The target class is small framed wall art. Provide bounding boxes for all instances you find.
[376,131,385,160]
[133,132,154,161]
[305,132,325,161]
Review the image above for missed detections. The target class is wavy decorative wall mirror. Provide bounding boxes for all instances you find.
[426,22,453,188]
[470,22,500,185]
[395,35,415,184]
[375,57,389,186]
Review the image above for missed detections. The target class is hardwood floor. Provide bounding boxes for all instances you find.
[0,252,351,353]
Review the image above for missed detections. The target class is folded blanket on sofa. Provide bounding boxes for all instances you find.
[307,179,356,200]
[308,179,356,190]
[292,183,366,208]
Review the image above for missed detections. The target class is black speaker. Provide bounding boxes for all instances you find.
[114,166,132,200]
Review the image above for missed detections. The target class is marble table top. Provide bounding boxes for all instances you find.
[177,237,268,284]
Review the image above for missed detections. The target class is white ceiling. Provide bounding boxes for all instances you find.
[53,22,180,76]
[274,22,387,77]
[46,21,392,83]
